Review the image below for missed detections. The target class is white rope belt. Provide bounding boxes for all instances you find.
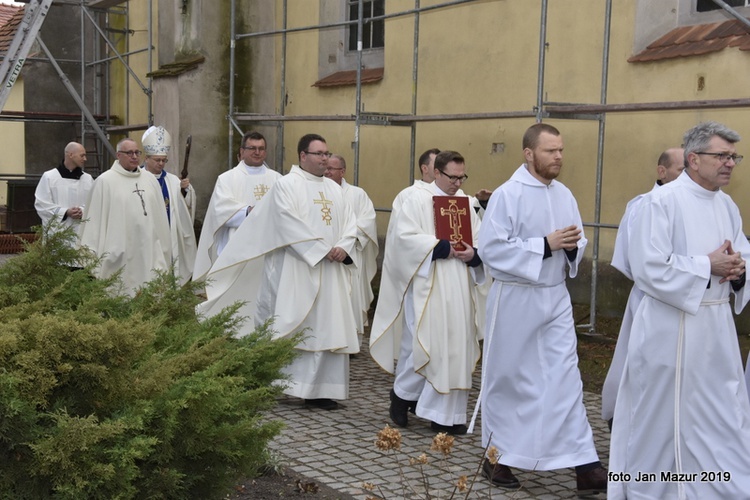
[488,278,560,289]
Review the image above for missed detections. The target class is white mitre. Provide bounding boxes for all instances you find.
[142,126,172,156]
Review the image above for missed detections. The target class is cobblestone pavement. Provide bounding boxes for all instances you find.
[267,344,609,499]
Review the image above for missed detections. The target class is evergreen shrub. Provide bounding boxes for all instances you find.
[0,223,299,499]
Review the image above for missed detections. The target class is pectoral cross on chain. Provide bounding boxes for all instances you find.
[440,199,466,245]
[133,183,148,216]
[313,191,333,226]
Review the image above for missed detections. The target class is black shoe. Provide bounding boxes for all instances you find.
[304,398,338,410]
[430,421,468,435]
[389,389,415,427]
[481,458,521,489]
[576,466,607,497]
[408,400,418,414]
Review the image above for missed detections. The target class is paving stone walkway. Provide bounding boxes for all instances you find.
[267,343,609,499]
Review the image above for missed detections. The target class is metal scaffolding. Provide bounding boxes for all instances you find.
[0,0,154,173]
[227,0,749,331]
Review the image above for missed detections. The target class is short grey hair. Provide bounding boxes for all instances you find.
[330,154,346,169]
[116,137,137,150]
[683,121,740,164]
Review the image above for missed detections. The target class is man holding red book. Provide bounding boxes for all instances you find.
[370,150,485,435]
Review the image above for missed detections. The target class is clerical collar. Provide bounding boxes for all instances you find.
[293,164,324,181]
[298,165,325,178]
[242,162,267,174]
[57,162,84,180]
[432,182,453,197]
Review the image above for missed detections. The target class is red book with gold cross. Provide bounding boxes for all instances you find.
[433,196,473,251]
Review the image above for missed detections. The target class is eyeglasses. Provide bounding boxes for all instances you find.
[151,158,169,164]
[304,151,333,159]
[438,170,469,183]
[118,150,142,157]
[242,146,266,152]
[325,166,344,171]
[695,152,744,165]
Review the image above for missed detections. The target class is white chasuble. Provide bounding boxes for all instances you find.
[79,161,171,296]
[477,164,598,471]
[193,162,281,281]
[341,179,379,335]
[197,166,359,399]
[386,180,432,245]
[370,184,484,394]
[608,172,750,500]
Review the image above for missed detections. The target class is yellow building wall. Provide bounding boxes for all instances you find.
[119,0,748,264]
[0,78,26,206]
[269,0,750,258]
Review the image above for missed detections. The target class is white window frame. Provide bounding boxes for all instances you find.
[318,0,384,79]
[346,0,385,52]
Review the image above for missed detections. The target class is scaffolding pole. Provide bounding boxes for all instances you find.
[408,0,421,186]
[228,0,237,169]
[579,0,614,333]
[36,36,116,157]
[276,0,288,174]
[229,0,750,332]
[535,0,548,123]
[0,0,155,173]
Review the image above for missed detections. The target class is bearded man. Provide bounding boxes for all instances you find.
[476,123,606,496]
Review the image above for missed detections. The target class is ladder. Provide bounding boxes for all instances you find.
[0,0,54,112]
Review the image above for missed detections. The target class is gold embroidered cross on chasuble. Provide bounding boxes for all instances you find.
[314,191,334,226]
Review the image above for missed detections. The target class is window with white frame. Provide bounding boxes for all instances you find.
[318,0,385,82]
[347,0,385,51]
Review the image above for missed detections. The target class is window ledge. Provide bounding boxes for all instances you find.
[313,67,384,88]
[629,18,750,63]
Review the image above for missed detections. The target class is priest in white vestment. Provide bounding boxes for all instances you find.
[324,154,379,342]
[370,151,484,436]
[477,124,606,495]
[34,142,93,244]
[608,122,750,500]
[386,148,440,242]
[193,131,282,282]
[79,138,171,296]
[601,148,684,427]
[141,126,197,285]
[197,134,359,410]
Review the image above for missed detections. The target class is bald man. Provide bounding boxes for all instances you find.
[35,142,94,242]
